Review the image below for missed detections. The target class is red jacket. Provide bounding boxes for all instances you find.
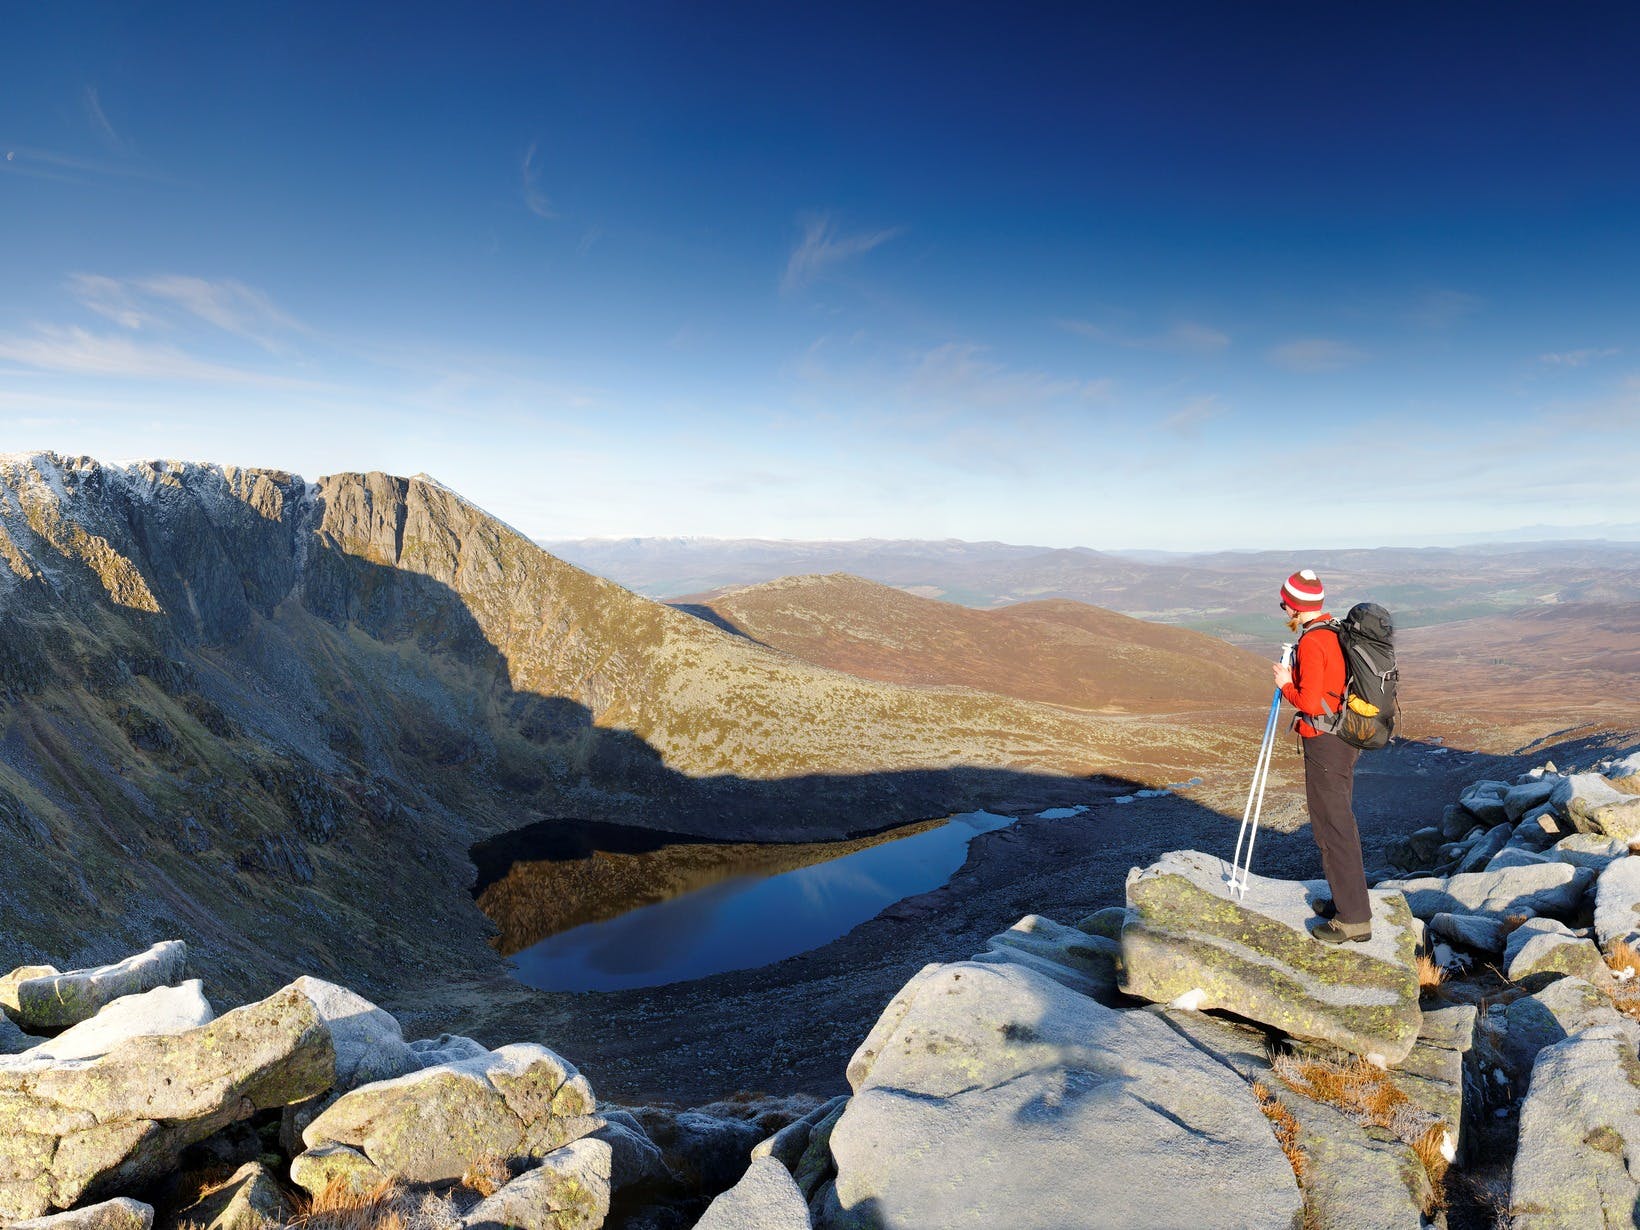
[1282,614,1346,738]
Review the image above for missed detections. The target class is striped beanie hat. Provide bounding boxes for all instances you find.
[1281,569,1325,612]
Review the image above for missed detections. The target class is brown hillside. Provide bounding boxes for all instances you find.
[682,574,1270,714]
[1401,603,1640,745]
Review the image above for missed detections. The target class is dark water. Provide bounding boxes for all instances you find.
[505,810,1020,992]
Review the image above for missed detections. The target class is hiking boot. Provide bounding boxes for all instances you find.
[1311,898,1337,920]
[1313,918,1372,945]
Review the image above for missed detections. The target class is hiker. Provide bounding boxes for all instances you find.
[1274,569,1372,944]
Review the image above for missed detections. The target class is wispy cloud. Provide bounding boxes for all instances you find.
[522,143,554,219]
[67,274,307,352]
[1058,318,1230,354]
[82,86,130,155]
[1164,394,1225,436]
[0,326,312,386]
[907,342,1111,412]
[1539,347,1619,367]
[782,213,902,293]
[0,145,164,186]
[1408,290,1483,330]
[1267,338,1367,373]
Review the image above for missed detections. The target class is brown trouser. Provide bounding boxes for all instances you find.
[1303,732,1370,925]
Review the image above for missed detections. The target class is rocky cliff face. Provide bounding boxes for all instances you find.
[0,453,1243,1010]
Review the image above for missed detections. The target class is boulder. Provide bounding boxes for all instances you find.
[1459,780,1511,826]
[1387,825,1447,872]
[1455,824,1511,873]
[1438,804,1476,840]
[1504,778,1559,823]
[828,958,1303,1229]
[1503,923,1607,988]
[5,1198,154,1230]
[971,913,1119,1001]
[277,978,419,1153]
[1485,848,1550,872]
[1377,862,1593,922]
[1532,977,1640,1047]
[1074,905,1133,940]
[10,981,212,1064]
[300,1042,599,1188]
[588,1113,668,1194]
[462,1136,611,1230]
[173,1161,289,1230]
[1548,833,1629,871]
[1,942,187,1030]
[0,982,333,1219]
[1510,1027,1640,1228]
[409,1033,492,1068]
[695,1157,810,1230]
[1417,1004,1478,1054]
[791,1100,845,1202]
[629,1105,764,1193]
[1427,912,1507,953]
[0,1014,33,1054]
[1119,850,1420,1064]
[1553,773,1634,831]
[288,1142,387,1199]
[1593,855,1640,951]
[752,1095,849,1171]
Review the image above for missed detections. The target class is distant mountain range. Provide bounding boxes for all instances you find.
[545,535,1640,648]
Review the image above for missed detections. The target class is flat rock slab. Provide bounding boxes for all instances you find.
[2,942,187,1030]
[970,913,1119,1001]
[6,1198,154,1230]
[1377,862,1592,922]
[1594,855,1640,950]
[695,1156,811,1230]
[10,981,212,1064]
[1511,1026,1640,1228]
[1119,850,1421,1064]
[827,959,1302,1229]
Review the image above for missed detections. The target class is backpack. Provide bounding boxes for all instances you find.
[1312,603,1398,750]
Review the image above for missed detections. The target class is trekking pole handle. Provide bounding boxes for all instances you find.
[1279,642,1294,669]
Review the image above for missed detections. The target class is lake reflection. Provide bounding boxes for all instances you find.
[504,810,1016,991]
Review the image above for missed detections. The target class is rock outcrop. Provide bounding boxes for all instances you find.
[0,981,332,1219]
[0,943,188,1031]
[824,958,1303,1228]
[1119,849,1421,1063]
[297,1042,600,1189]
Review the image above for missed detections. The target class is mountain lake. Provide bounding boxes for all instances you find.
[471,809,1065,991]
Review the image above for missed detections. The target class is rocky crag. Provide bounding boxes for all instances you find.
[0,452,1254,1012]
[6,743,1637,1228]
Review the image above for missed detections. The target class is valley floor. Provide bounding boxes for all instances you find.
[392,719,1637,1108]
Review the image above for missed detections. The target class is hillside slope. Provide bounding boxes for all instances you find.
[681,574,1268,713]
[0,454,1249,1006]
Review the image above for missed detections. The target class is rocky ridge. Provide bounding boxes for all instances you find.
[6,743,1637,1228]
[0,452,1254,1012]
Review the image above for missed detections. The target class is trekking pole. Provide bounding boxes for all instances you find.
[1228,643,1292,897]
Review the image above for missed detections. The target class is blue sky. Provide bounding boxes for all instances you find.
[3,3,1638,550]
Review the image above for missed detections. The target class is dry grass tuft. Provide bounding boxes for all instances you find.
[291,1178,410,1230]
[1251,1080,1307,1183]
[1609,938,1640,975]
[1416,952,1447,992]
[460,1155,512,1199]
[1411,1123,1453,1205]
[1272,1051,1450,1208]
